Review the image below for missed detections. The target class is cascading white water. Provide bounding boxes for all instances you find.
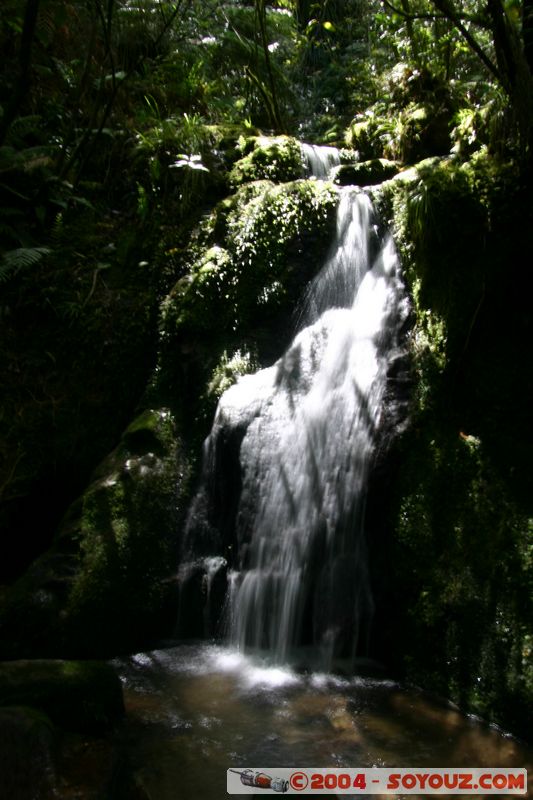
[222,192,408,665]
[301,142,340,179]
[181,149,409,668]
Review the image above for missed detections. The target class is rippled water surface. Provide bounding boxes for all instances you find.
[112,644,532,799]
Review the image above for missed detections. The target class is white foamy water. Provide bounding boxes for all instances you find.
[219,191,409,666]
[301,142,341,179]
[180,151,409,669]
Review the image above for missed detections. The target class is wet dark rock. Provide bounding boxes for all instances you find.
[0,659,124,733]
[0,706,57,800]
[0,408,190,659]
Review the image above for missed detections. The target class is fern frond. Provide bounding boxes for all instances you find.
[0,247,51,283]
[0,144,56,174]
[9,115,42,138]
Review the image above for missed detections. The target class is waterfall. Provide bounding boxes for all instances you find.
[301,143,340,179]
[180,151,410,670]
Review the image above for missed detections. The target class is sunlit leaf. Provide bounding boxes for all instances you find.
[170,154,209,172]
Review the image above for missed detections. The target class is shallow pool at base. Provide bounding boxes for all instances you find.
[112,644,532,800]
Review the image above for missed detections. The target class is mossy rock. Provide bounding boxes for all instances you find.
[375,150,533,738]
[0,660,124,733]
[0,408,190,658]
[162,178,338,336]
[397,102,452,163]
[384,424,533,738]
[344,118,383,160]
[333,159,401,186]
[64,408,189,655]
[157,178,339,419]
[229,135,304,187]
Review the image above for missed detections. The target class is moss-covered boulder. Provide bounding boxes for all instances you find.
[0,659,124,733]
[157,177,339,425]
[374,151,533,738]
[164,178,338,337]
[334,159,401,186]
[0,408,190,658]
[388,428,532,734]
[228,135,304,187]
[345,115,387,161]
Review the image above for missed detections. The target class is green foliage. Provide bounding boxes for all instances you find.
[58,408,190,654]
[133,109,218,214]
[293,0,374,141]
[345,64,456,162]
[0,246,50,283]
[206,348,259,400]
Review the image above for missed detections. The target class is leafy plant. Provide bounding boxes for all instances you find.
[0,246,50,282]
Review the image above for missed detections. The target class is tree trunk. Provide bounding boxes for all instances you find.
[523,0,533,76]
[0,0,40,146]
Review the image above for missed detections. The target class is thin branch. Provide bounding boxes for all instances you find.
[382,0,447,21]
[381,0,491,29]
[429,0,502,83]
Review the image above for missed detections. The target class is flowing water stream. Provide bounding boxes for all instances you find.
[108,148,531,798]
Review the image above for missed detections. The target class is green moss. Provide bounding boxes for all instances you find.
[157,178,338,423]
[388,423,532,736]
[381,157,488,364]
[64,408,189,654]
[378,151,533,738]
[395,102,451,162]
[229,135,304,187]
[345,115,390,160]
[121,408,173,455]
[0,408,190,658]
